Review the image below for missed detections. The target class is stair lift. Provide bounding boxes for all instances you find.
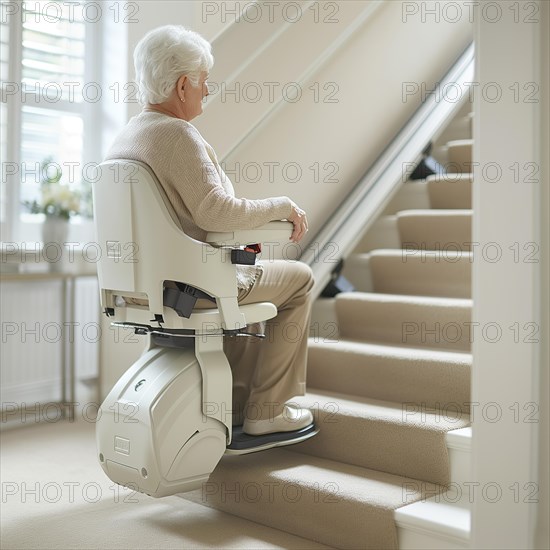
[92,160,317,498]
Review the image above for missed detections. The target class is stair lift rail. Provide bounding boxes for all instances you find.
[303,42,475,298]
[92,159,294,497]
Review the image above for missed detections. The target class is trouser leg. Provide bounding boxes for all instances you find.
[229,260,315,421]
[222,328,262,425]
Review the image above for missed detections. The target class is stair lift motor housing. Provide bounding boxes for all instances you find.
[96,345,227,498]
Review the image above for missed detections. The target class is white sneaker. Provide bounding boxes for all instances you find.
[243,404,314,436]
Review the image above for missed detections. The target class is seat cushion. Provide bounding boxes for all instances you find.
[113,301,277,330]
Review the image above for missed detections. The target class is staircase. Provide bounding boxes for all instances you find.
[93,2,476,546]
[177,100,475,548]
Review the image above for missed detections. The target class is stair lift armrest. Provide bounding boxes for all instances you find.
[206,221,293,247]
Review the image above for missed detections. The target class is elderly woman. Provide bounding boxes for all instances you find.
[105,25,315,439]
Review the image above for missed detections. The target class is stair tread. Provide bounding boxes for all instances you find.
[335,290,472,307]
[308,337,472,363]
[191,447,439,508]
[447,138,474,146]
[338,290,473,306]
[298,389,470,431]
[348,249,474,263]
[396,209,473,217]
[181,449,441,550]
[369,249,473,259]
[426,173,473,182]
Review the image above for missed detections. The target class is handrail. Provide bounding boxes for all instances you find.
[301,42,476,298]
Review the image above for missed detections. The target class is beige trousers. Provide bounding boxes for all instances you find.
[196,260,315,423]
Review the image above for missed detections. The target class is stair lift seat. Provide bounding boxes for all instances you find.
[93,160,317,498]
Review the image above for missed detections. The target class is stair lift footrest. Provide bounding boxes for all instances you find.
[226,423,319,455]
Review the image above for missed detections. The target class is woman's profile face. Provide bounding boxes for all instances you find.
[183,71,210,120]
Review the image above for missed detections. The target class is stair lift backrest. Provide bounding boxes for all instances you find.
[93,159,245,328]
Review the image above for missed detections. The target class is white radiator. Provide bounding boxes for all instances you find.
[1,276,100,420]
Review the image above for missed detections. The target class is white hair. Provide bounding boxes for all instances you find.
[133,25,214,105]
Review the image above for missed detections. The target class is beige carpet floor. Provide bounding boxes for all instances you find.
[0,419,331,549]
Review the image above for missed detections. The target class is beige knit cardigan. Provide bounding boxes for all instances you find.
[105,109,294,290]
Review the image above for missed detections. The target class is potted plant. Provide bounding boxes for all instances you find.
[23,157,81,246]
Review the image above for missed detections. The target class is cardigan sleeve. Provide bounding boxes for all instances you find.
[169,127,294,233]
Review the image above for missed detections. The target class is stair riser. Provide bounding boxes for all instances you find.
[194,476,383,549]
[397,212,473,252]
[344,253,473,297]
[357,214,474,253]
[356,216,401,253]
[446,141,473,173]
[370,253,472,298]
[307,347,471,410]
[384,183,431,215]
[427,177,472,209]
[342,255,374,292]
[433,115,473,147]
[336,297,472,352]
[310,298,340,340]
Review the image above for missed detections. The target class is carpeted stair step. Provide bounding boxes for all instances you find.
[181,448,441,550]
[397,209,473,251]
[446,139,473,172]
[383,182,431,215]
[355,215,401,253]
[341,254,374,292]
[427,173,472,209]
[288,391,470,486]
[433,113,473,146]
[368,249,472,298]
[382,173,473,215]
[334,292,473,352]
[306,339,471,411]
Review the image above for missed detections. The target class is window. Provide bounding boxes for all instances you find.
[1,0,101,242]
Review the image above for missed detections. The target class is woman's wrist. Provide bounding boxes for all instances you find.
[269,196,294,219]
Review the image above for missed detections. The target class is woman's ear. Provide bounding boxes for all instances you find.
[177,75,187,100]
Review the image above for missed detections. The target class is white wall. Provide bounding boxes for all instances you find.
[471,1,549,548]
[535,3,549,547]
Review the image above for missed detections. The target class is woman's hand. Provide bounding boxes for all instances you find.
[288,201,309,243]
